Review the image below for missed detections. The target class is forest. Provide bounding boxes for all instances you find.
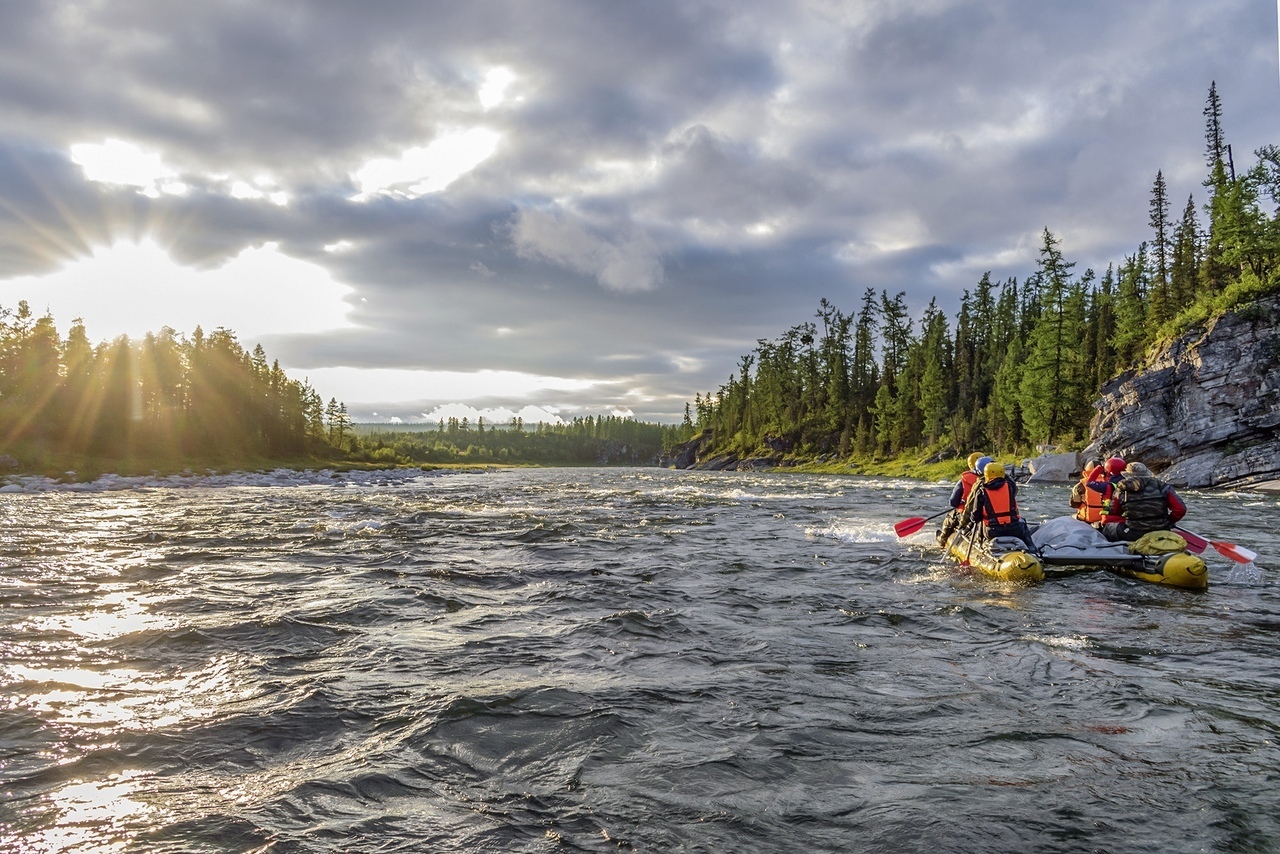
[0,310,352,473]
[0,304,679,473]
[354,416,682,466]
[682,83,1280,463]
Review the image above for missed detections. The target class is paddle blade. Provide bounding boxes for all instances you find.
[894,517,929,538]
[1175,528,1208,554]
[1212,540,1259,564]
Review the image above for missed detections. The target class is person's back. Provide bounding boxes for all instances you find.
[1071,458,1102,519]
[973,461,1032,547]
[1112,462,1187,540]
[1087,456,1127,533]
[939,453,988,542]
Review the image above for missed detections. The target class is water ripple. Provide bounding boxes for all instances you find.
[1,468,1277,851]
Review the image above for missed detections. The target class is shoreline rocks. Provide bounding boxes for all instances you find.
[1084,294,1280,490]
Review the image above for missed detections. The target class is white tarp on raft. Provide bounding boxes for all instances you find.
[1031,516,1132,558]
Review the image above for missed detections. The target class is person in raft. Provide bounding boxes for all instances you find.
[1101,461,1188,542]
[1070,460,1100,522]
[964,460,1033,547]
[938,452,989,543]
[1083,456,1128,531]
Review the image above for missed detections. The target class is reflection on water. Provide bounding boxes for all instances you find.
[28,772,152,854]
[0,468,1277,852]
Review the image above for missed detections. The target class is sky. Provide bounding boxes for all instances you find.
[0,1,1277,425]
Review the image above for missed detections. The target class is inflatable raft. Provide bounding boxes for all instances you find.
[937,526,1044,583]
[936,516,1209,590]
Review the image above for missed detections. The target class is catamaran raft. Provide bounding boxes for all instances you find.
[935,516,1210,589]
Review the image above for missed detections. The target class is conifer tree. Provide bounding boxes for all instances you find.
[1085,265,1117,392]
[917,299,950,446]
[1202,81,1234,294]
[1148,170,1173,324]
[851,288,879,412]
[1169,194,1202,309]
[1018,229,1086,444]
[1112,246,1149,366]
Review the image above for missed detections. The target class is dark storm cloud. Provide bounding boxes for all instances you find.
[0,0,1276,421]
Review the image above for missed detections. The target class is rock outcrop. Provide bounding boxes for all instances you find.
[1024,451,1080,483]
[659,430,716,469]
[662,430,795,471]
[1084,294,1280,489]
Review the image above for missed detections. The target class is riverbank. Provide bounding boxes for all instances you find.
[0,445,513,485]
[786,453,973,482]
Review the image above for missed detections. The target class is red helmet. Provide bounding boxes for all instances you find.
[1106,456,1126,475]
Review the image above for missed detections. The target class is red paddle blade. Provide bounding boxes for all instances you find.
[894,517,928,538]
[1212,540,1259,564]
[1175,528,1208,554]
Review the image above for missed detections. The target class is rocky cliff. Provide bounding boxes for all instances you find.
[1084,294,1280,490]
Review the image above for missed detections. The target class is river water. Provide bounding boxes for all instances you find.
[1,466,1278,853]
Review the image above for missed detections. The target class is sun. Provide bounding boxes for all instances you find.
[0,239,357,343]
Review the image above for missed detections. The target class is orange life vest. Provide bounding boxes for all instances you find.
[958,471,979,504]
[1077,472,1110,524]
[1082,477,1124,525]
[978,480,1017,527]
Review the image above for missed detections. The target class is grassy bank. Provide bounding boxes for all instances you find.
[784,451,1016,482]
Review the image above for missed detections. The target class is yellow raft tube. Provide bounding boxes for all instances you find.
[936,523,1208,590]
[937,528,1044,584]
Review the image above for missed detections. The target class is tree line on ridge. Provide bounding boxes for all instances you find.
[683,83,1280,462]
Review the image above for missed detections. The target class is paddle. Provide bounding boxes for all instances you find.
[894,509,950,538]
[1175,527,1259,564]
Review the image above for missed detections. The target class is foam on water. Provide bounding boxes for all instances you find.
[0,467,443,493]
[807,521,901,544]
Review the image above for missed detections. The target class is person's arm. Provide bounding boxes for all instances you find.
[960,485,981,526]
[948,480,964,509]
[1165,486,1187,523]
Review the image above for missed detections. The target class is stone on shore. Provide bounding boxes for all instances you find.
[1025,452,1079,483]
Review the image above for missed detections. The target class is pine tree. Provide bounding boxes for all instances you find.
[851,288,879,412]
[1113,246,1149,366]
[1085,265,1117,391]
[1148,170,1173,324]
[878,291,912,380]
[917,299,950,446]
[1202,82,1234,294]
[1169,194,1202,309]
[1018,229,1086,444]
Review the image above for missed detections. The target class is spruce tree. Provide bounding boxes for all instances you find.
[1202,82,1234,294]
[1169,194,1202,309]
[1113,246,1150,366]
[1148,170,1173,324]
[1018,229,1086,444]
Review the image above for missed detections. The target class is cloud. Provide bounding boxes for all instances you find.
[511,208,664,292]
[70,139,187,197]
[0,0,1276,424]
[420,403,564,426]
[352,128,502,199]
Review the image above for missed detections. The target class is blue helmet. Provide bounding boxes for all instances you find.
[974,455,994,473]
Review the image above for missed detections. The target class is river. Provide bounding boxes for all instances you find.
[1,467,1277,853]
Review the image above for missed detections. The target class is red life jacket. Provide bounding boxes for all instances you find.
[979,480,1017,527]
[958,471,979,504]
